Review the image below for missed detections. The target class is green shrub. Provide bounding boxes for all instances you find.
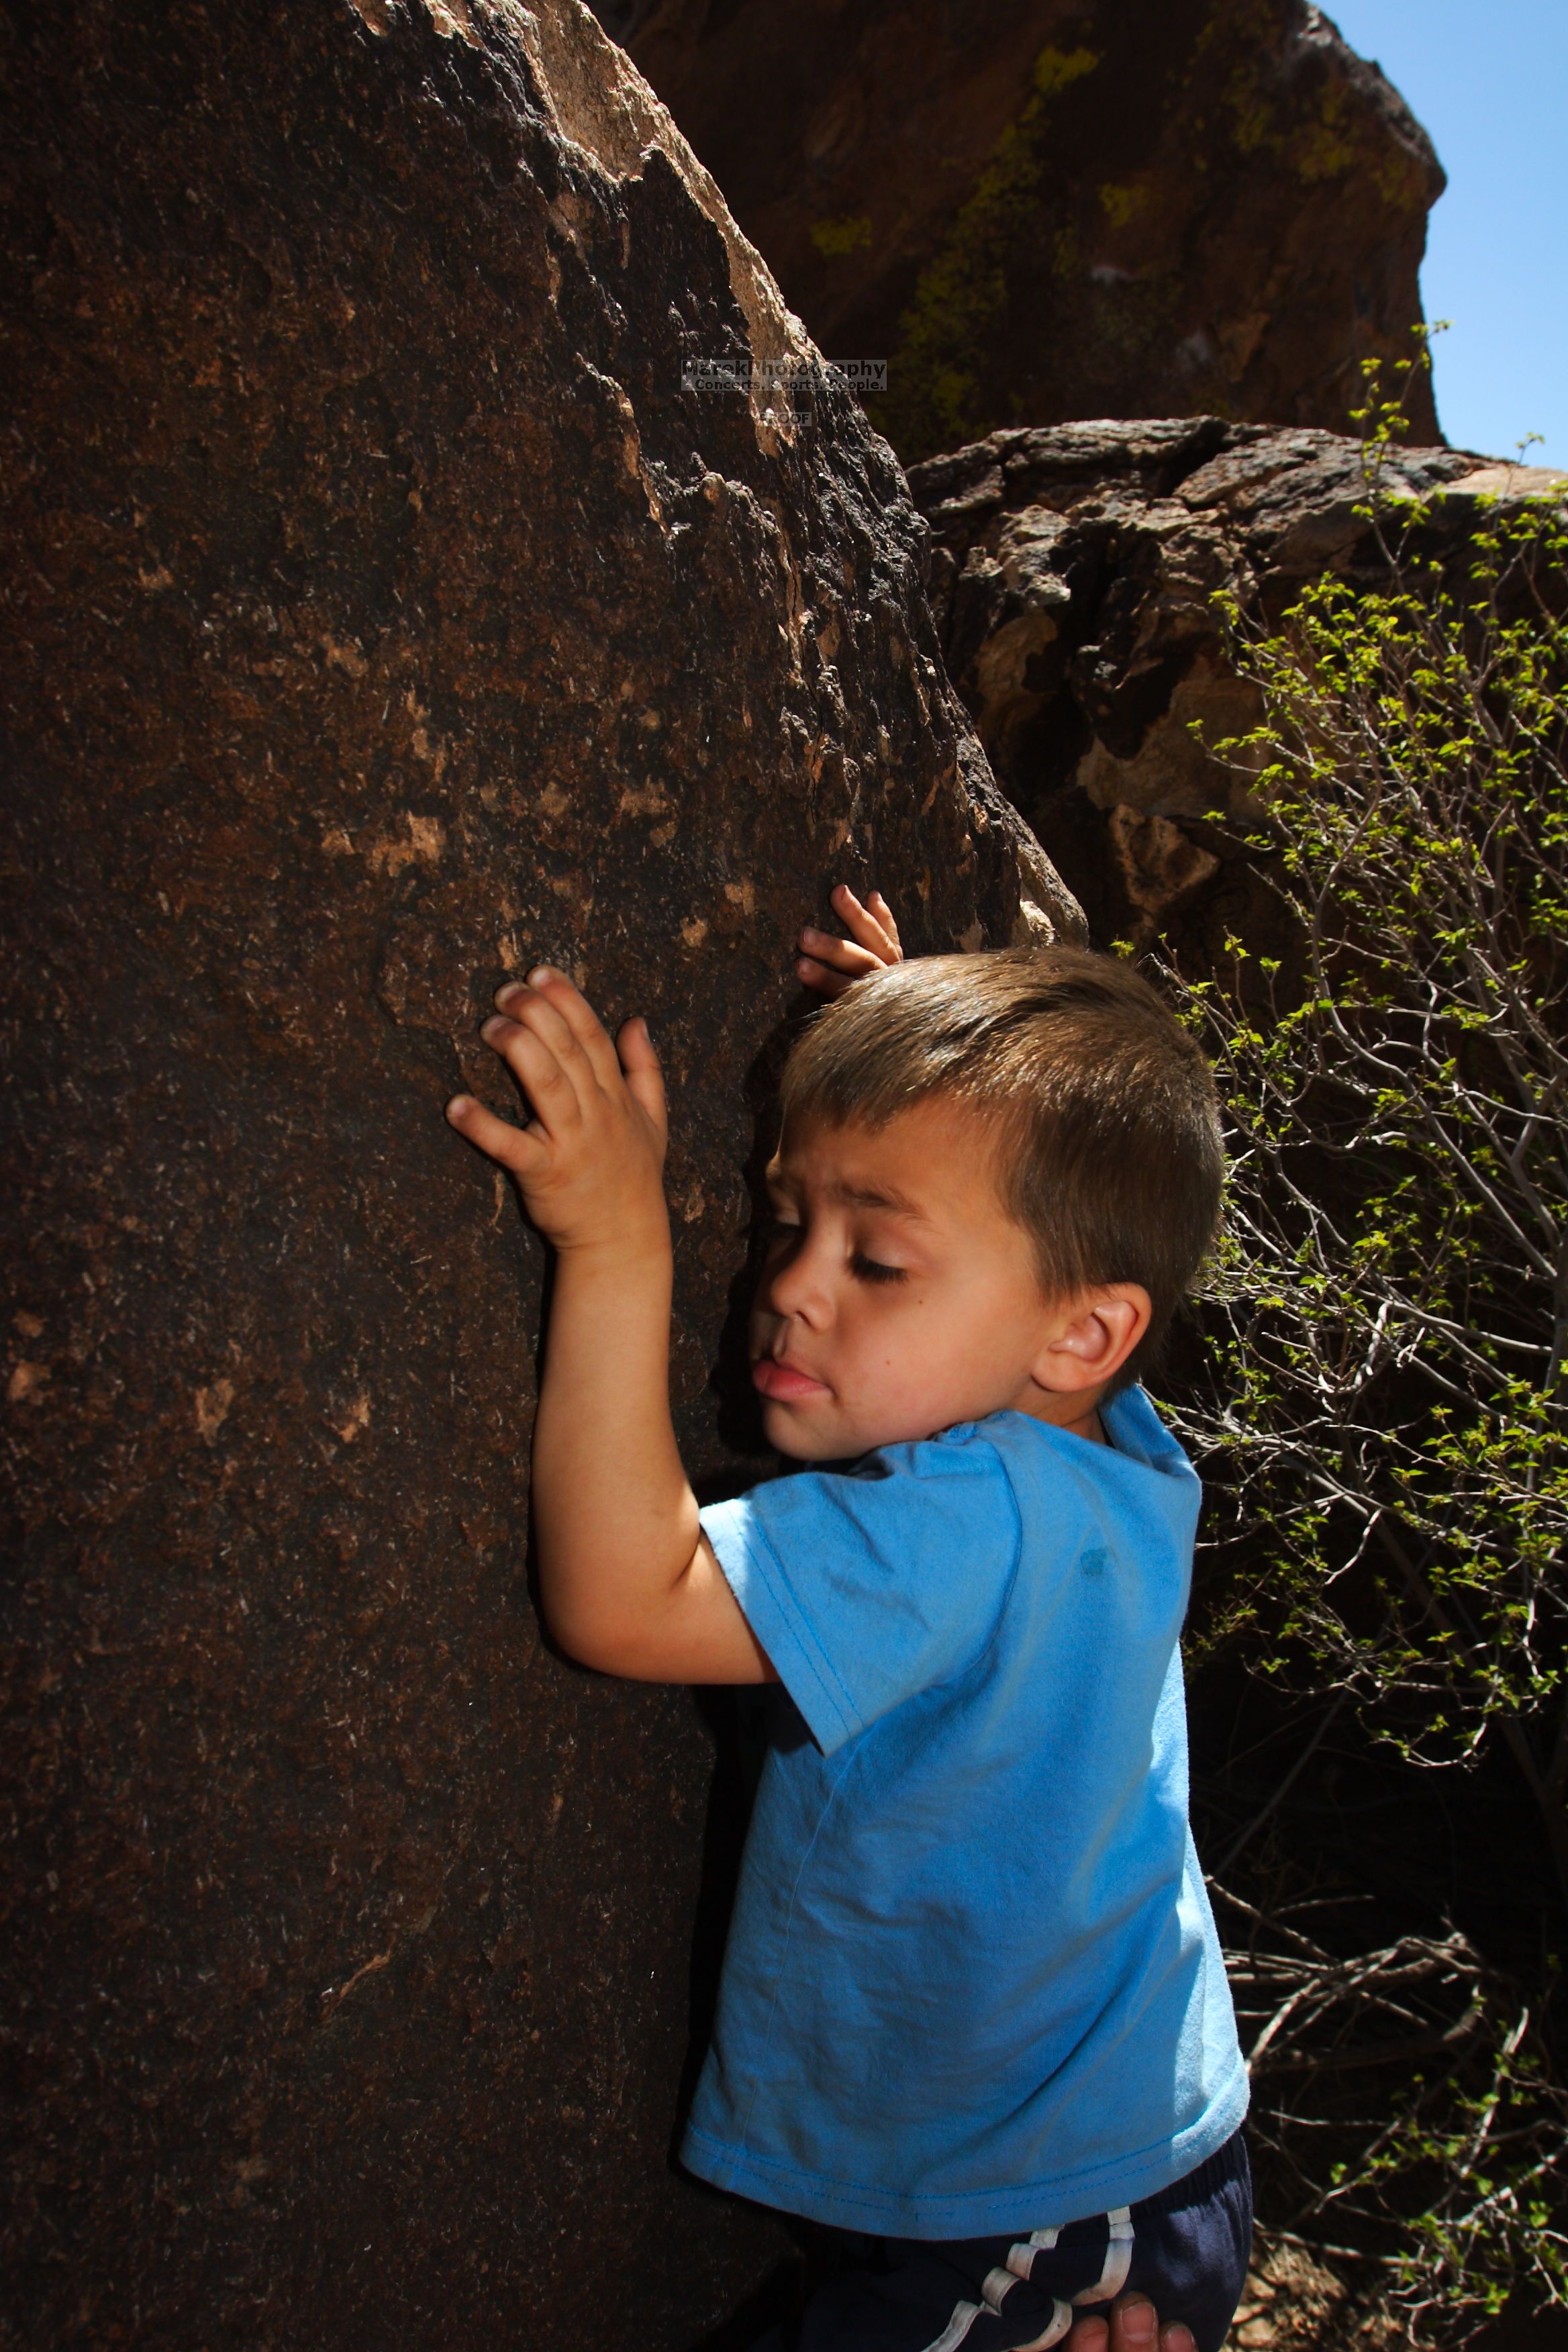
[1164,352,1568,2337]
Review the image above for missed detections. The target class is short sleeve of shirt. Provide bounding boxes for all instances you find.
[699,1432,1022,1755]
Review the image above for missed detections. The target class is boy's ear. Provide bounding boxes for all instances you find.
[1030,1285,1152,1395]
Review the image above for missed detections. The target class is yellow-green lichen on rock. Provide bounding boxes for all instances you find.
[868,44,1100,459]
[1290,77,1359,182]
[606,0,1445,449]
[1097,182,1146,228]
[1030,43,1101,98]
[809,214,873,257]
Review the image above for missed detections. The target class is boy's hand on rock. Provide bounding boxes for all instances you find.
[795,883,901,998]
[446,967,667,1259]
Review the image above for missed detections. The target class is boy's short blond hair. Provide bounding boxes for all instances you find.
[779,946,1224,1392]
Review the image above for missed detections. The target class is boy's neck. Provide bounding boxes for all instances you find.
[1018,1388,1111,1446]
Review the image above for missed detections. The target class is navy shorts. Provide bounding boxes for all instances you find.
[754,2129,1252,2352]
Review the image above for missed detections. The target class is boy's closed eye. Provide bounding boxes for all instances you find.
[759,1210,905,1286]
[850,1251,906,1285]
[762,1186,912,1257]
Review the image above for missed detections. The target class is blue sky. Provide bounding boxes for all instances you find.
[1326,0,1566,467]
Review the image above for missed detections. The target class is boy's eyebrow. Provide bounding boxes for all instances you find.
[767,1164,932,1221]
[824,1178,930,1220]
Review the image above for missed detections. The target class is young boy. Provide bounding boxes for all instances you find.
[446,887,1251,2352]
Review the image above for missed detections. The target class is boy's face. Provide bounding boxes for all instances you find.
[750,1097,1112,1461]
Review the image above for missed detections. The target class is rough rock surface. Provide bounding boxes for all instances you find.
[0,3,1072,2345]
[908,418,1568,953]
[589,0,1443,460]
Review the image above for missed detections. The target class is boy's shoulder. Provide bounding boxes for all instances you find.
[807,1390,1198,1522]
[925,1387,1197,1486]
[961,1392,1203,1565]
[842,1418,1013,1481]
[745,1420,1019,1551]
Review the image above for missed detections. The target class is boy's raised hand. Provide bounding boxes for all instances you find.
[795,883,902,998]
[446,968,667,1257]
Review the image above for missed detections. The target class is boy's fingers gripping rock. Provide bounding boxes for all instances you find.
[511,966,625,1095]
[856,885,902,961]
[492,985,598,1110]
[479,1011,583,1140]
[794,941,881,998]
[795,881,904,998]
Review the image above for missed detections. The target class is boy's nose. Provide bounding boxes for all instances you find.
[762,1239,834,1328]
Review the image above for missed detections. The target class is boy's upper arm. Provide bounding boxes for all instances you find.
[699,1438,1020,1751]
[568,1534,779,1686]
[667,1534,779,1683]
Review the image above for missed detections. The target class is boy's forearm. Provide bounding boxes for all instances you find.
[448,966,767,1683]
[530,1214,702,1667]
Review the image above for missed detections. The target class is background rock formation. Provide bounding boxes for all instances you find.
[589,0,1444,460]
[0,3,1071,2343]
[908,418,1567,955]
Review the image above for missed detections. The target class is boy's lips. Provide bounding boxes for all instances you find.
[751,1358,831,1403]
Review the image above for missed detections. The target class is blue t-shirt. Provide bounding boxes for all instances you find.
[682,1387,1247,2239]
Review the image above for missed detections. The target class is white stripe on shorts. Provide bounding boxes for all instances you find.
[1012,2299,1075,2349]
[920,2296,986,2352]
[918,2290,1075,2352]
[1006,2226,1060,2282]
[920,2200,1131,2352]
[1071,2207,1134,2306]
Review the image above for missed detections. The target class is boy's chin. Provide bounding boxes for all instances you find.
[762,1399,855,1463]
[763,1398,932,1463]
[767,1398,985,1463]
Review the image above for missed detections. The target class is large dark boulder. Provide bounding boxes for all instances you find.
[589,0,1444,460]
[0,3,1072,2344]
[906,418,1567,955]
